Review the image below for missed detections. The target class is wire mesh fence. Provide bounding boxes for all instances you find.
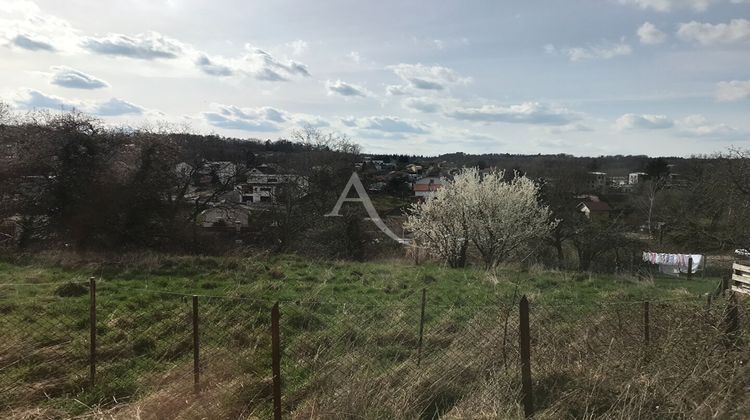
[0,281,90,413]
[1,278,750,418]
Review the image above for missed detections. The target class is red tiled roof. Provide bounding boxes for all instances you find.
[580,200,611,212]
[414,184,442,192]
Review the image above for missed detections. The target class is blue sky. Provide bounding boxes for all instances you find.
[1,0,749,156]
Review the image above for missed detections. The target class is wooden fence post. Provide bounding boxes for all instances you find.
[417,288,427,367]
[644,301,650,345]
[687,258,693,280]
[722,276,729,296]
[272,302,282,420]
[89,276,96,386]
[519,295,534,418]
[192,295,200,394]
[724,292,740,348]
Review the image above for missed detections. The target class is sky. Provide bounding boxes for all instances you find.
[1,0,749,156]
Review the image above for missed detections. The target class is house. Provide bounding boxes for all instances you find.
[414,177,444,200]
[587,172,607,193]
[406,164,423,174]
[629,172,647,185]
[577,199,612,223]
[193,161,238,186]
[240,165,307,204]
[608,176,633,193]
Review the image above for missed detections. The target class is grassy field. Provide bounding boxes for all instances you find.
[0,252,737,419]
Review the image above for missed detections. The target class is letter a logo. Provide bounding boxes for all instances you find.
[325,172,410,244]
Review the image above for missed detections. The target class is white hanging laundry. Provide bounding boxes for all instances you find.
[643,251,704,276]
[678,255,703,274]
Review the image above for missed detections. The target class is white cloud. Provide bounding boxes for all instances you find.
[200,103,328,132]
[202,103,287,132]
[195,54,233,76]
[92,98,144,116]
[326,79,370,97]
[81,31,185,59]
[290,113,329,128]
[388,63,471,91]
[49,66,109,89]
[716,80,750,102]
[677,19,750,45]
[637,22,667,45]
[445,102,581,126]
[1,0,41,16]
[618,0,717,12]
[11,88,144,116]
[1,3,313,84]
[286,39,308,56]
[677,114,742,138]
[615,113,674,130]
[550,40,632,62]
[402,97,442,113]
[615,112,745,140]
[342,115,430,134]
[544,123,594,134]
[10,33,55,51]
[12,88,77,111]
[386,84,409,96]
[241,46,311,81]
[194,46,312,82]
[0,4,80,53]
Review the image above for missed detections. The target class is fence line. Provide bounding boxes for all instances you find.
[0,274,746,418]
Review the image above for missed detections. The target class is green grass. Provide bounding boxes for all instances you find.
[0,254,723,418]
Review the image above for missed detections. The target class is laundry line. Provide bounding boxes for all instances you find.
[642,251,704,275]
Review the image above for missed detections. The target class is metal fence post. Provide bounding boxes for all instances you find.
[687,257,693,280]
[644,301,650,345]
[417,288,427,367]
[192,295,200,394]
[519,295,534,418]
[89,276,96,386]
[272,302,282,420]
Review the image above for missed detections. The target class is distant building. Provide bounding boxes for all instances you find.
[608,176,633,193]
[240,165,307,204]
[629,172,647,185]
[587,172,607,192]
[577,199,612,223]
[413,177,444,200]
[406,164,423,174]
[191,161,238,186]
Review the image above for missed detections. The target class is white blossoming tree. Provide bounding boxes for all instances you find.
[405,168,556,268]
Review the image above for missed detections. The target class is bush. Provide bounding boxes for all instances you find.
[54,282,88,297]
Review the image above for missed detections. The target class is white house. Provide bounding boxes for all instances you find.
[241,166,308,204]
[629,172,647,184]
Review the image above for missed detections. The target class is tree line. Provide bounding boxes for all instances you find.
[2,106,750,271]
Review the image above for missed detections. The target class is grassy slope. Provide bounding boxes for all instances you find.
[0,255,719,306]
[0,254,722,418]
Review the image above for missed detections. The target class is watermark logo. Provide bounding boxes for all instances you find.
[325,172,411,245]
